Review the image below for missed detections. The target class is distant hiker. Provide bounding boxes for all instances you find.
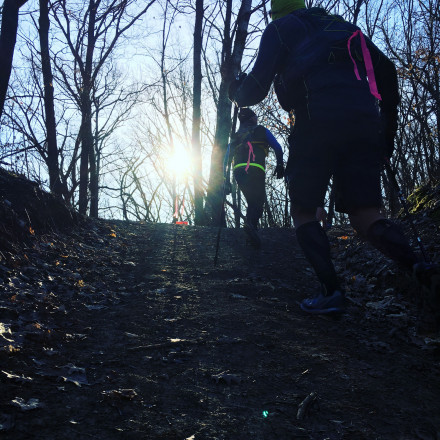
[229,0,439,330]
[225,108,284,248]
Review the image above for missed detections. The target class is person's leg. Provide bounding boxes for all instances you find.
[235,168,265,228]
[351,206,440,329]
[350,207,440,332]
[287,122,345,313]
[292,205,342,296]
[234,168,263,247]
[294,213,346,314]
[245,170,265,228]
[333,117,418,270]
[349,207,418,270]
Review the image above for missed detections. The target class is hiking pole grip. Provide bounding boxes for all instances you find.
[214,104,239,266]
[384,159,430,263]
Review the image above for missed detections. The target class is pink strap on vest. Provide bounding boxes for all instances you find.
[245,141,256,173]
[347,30,382,101]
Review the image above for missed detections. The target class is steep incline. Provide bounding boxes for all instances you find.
[1,219,439,439]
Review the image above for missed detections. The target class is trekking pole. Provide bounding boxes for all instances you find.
[384,159,430,263]
[214,104,239,266]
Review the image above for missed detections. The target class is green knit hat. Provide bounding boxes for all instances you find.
[271,0,306,20]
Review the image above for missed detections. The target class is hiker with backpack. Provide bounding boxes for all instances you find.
[225,108,284,247]
[228,0,439,331]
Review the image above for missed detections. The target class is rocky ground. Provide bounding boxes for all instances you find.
[1,169,440,439]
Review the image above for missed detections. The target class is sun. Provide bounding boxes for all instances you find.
[169,146,193,179]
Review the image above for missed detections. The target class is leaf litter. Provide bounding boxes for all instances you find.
[0,193,440,438]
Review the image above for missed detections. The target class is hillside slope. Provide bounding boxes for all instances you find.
[1,169,439,439]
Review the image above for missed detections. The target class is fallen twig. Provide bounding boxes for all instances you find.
[127,339,202,351]
[296,391,317,420]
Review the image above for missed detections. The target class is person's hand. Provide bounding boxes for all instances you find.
[228,73,247,103]
[274,163,284,179]
[385,126,397,159]
[382,110,398,159]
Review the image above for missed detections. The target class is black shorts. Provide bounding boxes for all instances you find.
[286,118,384,213]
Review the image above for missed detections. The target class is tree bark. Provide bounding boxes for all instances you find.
[265,194,275,227]
[38,0,63,199]
[79,0,97,216]
[0,0,28,118]
[159,1,177,222]
[192,0,204,225]
[232,179,241,228]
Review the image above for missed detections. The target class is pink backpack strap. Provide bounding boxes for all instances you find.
[245,141,256,173]
[347,29,382,100]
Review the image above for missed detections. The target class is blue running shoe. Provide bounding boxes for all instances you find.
[300,290,346,314]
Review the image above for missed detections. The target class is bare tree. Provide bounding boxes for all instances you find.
[51,0,156,217]
[204,0,253,226]
[380,0,440,192]
[0,0,28,118]
[38,0,64,198]
[192,0,204,225]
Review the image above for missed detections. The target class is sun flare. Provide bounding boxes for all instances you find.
[169,147,193,178]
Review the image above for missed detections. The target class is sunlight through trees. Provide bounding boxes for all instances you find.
[0,0,438,225]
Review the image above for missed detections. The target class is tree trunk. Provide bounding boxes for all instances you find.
[89,131,99,217]
[0,0,28,118]
[205,0,252,226]
[192,0,205,225]
[79,0,97,216]
[78,108,92,215]
[87,1,99,218]
[232,179,241,228]
[38,0,63,199]
[207,85,233,226]
[265,194,275,227]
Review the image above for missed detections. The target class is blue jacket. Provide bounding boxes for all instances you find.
[234,8,399,125]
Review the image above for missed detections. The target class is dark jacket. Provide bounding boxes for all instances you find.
[234,8,399,126]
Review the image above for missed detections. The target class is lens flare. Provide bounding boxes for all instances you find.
[169,146,192,178]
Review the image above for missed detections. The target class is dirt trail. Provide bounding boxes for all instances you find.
[1,220,439,439]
